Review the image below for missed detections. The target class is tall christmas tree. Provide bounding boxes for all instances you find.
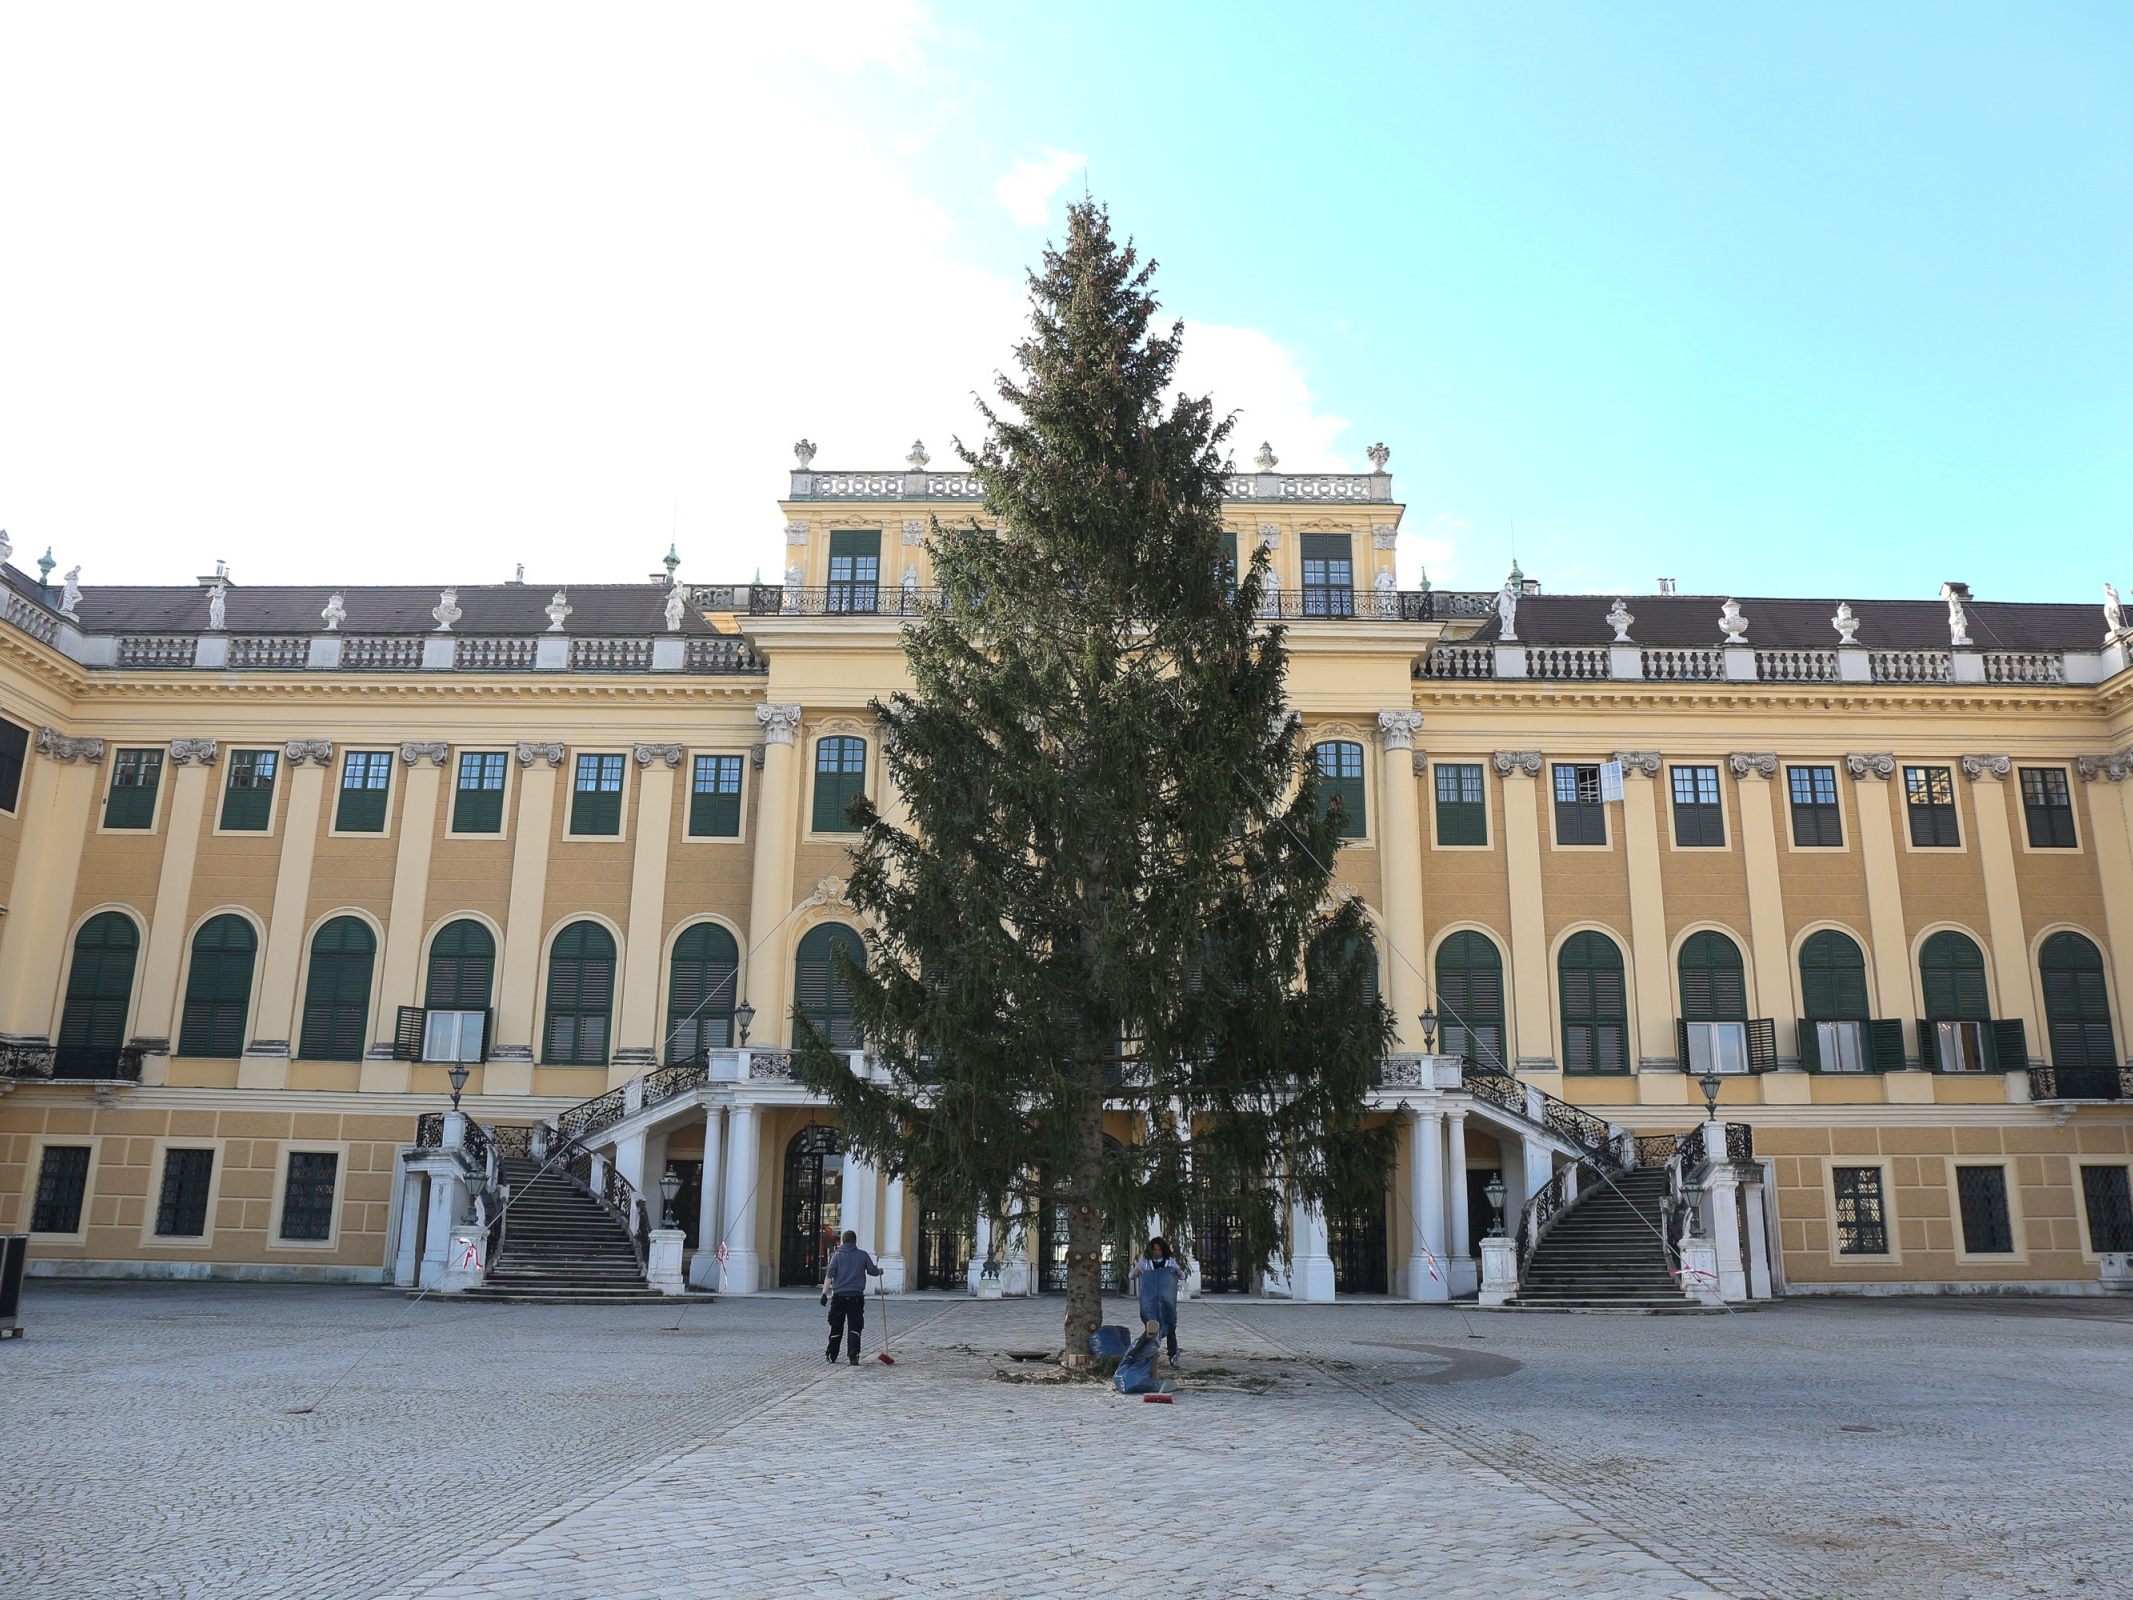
[797,202,1393,1358]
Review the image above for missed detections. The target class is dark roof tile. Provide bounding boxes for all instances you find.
[1471,593,2102,652]
[63,581,711,637]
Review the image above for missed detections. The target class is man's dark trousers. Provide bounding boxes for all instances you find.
[827,1292,866,1361]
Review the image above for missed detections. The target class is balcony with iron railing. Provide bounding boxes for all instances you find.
[0,1043,146,1083]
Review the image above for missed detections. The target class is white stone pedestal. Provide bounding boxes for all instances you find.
[439,1229,488,1293]
[1477,1235,1518,1307]
[647,1228,687,1295]
[975,1272,1004,1300]
[1677,1236,1725,1306]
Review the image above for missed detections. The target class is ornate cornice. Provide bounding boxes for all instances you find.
[168,738,219,766]
[1846,752,1896,781]
[1959,753,2012,782]
[515,741,565,768]
[1492,750,1542,777]
[812,715,872,740]
[399,741,449,767]
[2075,750,2132,783]
[1612,751,1661,778]
[283,739,333,766]
[36,728,103,764]
[1375,710,1422,751]
[632,742,683,768]
[757,703,802,746]
[1727,752,1778,779]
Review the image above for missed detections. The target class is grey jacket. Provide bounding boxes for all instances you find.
[824,1244,884,1296]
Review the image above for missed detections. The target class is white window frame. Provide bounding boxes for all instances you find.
[1683,1019,1750,1075]
[422,1009,488,1064]
[1812,1019,1869,1073]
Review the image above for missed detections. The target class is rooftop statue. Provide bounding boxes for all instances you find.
[61,566,83,619]
[432,588,461,632]
[1254,441,1278,471]
[1606,598,1634,643]
[1366,442,1390,472]
[321,592,346,632]
[664,584,685,633]
[1940,583,1972,646]
[205,580,226,632]
[545,590,571,632]
[1495,572,1518,641]
[1719,598,1748,642]
[793,439,817,469]
[2105,582,2125,639]
[1832,602,1860,645]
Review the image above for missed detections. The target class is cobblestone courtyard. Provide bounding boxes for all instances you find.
[3,1283,2127,1599]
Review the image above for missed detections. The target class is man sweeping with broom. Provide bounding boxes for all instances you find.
[820,1229,885,1366]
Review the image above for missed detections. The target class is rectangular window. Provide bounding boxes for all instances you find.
[279,1152,339,1242]
[569,753,625,836]
[1955,1166,2014,1254]
[1683,1020,1750,1075]
[155,1148,215,1237]
[1670,764,1725,847]
[1299,533,1354,618]
[219,748,279,831]
[1552,763,1606,845]
[1434,763,1487,846]
[1813,1019,1868,1073]
[1934,1019,1990,1072]
[0,716,28,811]
[1787,764,1842,847]
[2019,767,2077,849]
[452,751,507,834]
[826,529,881,614]
[2080,1165,2133,1253]
[1312,741,1366,839]
[1903,765,1959,848]
[31,1146,91,1234]
[1832,1166,1888,1255]
[422,1009,487,1063]
[105,748,164,829]
[689,754,744,837]
[812,737,867,833]
[335,750,392,832]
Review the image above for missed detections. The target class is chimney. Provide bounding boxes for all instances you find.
[1941,581,1972,601]
[1656,578,1677,595]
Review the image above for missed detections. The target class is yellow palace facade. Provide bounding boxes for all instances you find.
[2,449,2130,1307]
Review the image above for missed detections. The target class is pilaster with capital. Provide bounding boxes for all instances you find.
[1962,751,2039,1049]
[168,739,221,766]
[283,739,334,766]
[399,742,449,767]
[366,748,450,1082]
[745,705,807,1033]
[1611,751,1661,778]
[515,741,565,768]
[1727,752,1777,779]
[131,743,221,1050]
[1375,711,1427,1049]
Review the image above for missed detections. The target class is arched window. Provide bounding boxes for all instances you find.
[1434,932,1505,1070]
[668,922,740,1062]
[1798,930,1874,1072]
[1920,930,1991,1072]
[299,917,376,1061]
[1306,931,1380,1011]
[779,1124,845,1287]
[178,915,257,1059]
[2040,932,2116,1093]
[1559,932,1628,1075]
[545,921,617,1065]
[812,737,868,833]
[425,920,495,1010]
[1677,930,1751,1074]
[1310,741,1366,838]
[793,923,864,1049]
[57,912,140,1071]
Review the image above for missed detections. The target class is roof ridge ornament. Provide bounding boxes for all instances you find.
[432,588,461,632]
[1719,598,1748,643]
[321,592,346,632]
[1366,442,1390,473]
[1832,602,1861,646]
[1606,598,1634,643]
[1254,441,1277,471]
[906,440,930,470]
[794,439,817,469]
[545,590,571,633]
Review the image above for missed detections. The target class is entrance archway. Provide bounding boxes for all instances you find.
[1328,1193,1388,1294]
[915,1202,969,1289]
[779,1125,845,1287]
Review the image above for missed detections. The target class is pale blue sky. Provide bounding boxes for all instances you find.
[2,3,2125,601]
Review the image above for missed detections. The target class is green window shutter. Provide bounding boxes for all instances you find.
[569,753,625,836]
[452,751,507,833]
[689,755,744,837]
[1311,741,1365,838]
[393,1005,426,1062]
[105,749,163,829]
[2039,932,2113,1073]
[1434,764,1486,846]
[1799,930,1868,1020]
[827,530,882,613]
[544,921,616,1064]
[668,922,740,1060]
[1299,534,1354,616]
[299,916,376,1061]
[1434,931,1505,1069]
[219,749,278,831]
[1559,931,1628,1074]
[1747,1017,1777,1073]
[793,923,864,1049]
[336,751,391,832]
[0,717,27,812]
[425,919,497,1010]
[57,911,140,1057]
[812,737,867,833]
[1987,1018,2029,1073]
[178,915,257,1059]
[1920,931,1989,1020]
[1678,931,1747,1021]
[1797,1019,1821,1071]
[1867,1019,1906,1072]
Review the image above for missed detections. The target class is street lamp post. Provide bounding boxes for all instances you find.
[1483,1172,1506,1237]
[1418,1008,1438,1054]
[659,1163,684,1229]
[447,1061,470,1111]
[735,1000,756,1048]
[1698,1071,1722,1121]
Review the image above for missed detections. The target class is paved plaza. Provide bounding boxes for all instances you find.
[3,1282,2128,1599]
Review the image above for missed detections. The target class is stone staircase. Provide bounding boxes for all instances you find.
[1502,1167,1711,1314]
[458,1157,676,1306]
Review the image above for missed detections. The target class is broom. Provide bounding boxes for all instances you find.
[876,1281,895,1364]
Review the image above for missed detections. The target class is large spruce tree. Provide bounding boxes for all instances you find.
[796,202,1394,1358]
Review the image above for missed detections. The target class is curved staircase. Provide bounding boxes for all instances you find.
[1502,1167,1711,1313]
[459,1157,677,1306]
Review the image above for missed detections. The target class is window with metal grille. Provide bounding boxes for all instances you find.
[1299,534,1354,618]
[1559,930,1629,1074]
[105,748,163,829]
[826,529,881,614]
[1434,931,1505,1069]
[155,1148,215,1237]
[1786,764,1842,846]
[335,750,392,832]
[2040,931,2117,1093]
[1670,764,1724,847]
[219,748,278,831]
[31,1146,90,1234]
[1903,765,1959,847]
[1955,1166,2014,1253]
[668,922,740,1060]
[299,917,375,1061]
[1831,1166,1888,1254]
[2080,1165,2133,1253]
[1311,741,1365,838]
[0,716,28,812]
[569,753,625,835]
[1552,763,1606,845]
[57,911,139,1068]
[452,751,507,833]
[544,920,615,1064]
[1434,762,1486,846]
[279,1152,339,1241]
[794,922,864,1049]
[177,915,256,1058]
[2019,767,2076,849]
[812,737,867,833]
[689,755,744,837]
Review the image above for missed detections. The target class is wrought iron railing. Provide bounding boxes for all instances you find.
[2027,1064,2130,1102]
[1724,1122,1755,1164]
[460,1116,493,1170]
[413,1111,444,1148]
[487,1123,536,1159]
[1459,1064,1526,1118]
[738,585,1493,624]
[0,1043,145,1082]
[1631,1133,1685,1168]
[746,1050,796,1080]
[1543,1096,1615,1152]
[641,1056,711,1107]
[553,1083,629,1146]
[1513,1154,1616,1277]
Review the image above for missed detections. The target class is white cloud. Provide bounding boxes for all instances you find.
[1174,323,1351,473]
[993,147,1087,227]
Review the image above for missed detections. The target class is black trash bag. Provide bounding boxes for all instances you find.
[1113,1331,1163,1394]
[1088,1324,1132,1359]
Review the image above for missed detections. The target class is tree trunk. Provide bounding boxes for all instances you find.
[1059,1077,1106,1365]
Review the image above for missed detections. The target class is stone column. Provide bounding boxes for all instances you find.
[391,1164,425,1287]
[743,706,804,1039]
[1846,756,1913,1035]
[1705,1164,1747,1302]
[1289,1197,1337,1302]
[1614,753,1673,1068]
[0,734,100,1040]
[969,1210,995,1294]
[1729,755,1793,1060]
[2084,760,2133,1059]
[1495,752,1552,1069]
[689,1107,725,1290]
[844,1149,877,1253]
[1741,1174,1773,1299]
[1406,1108,1448,1301]
[614,744,681,1080]
[245,742,331,1085]
[1961,756,2039,1050]
[418,1157,464,1289]
[1377,712,1426,1049]
[720,1103,761,1294]
[366,744,446,1092]
[880,1174,907,1292]
[492,743,562,1086]
[1446,1107,1473,1294]
[131,741,217,1050]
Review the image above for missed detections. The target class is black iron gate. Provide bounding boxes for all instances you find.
[1195,1198,1249,1293]
[778,1125,844,1288]
[915,1203,968,1289]
[1327,1194,1388,1294]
